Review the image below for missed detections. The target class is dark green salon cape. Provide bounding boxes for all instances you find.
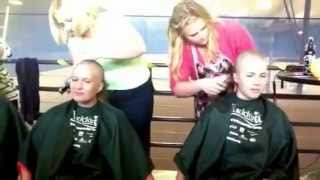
[175,94,299,180]
[19,100,153,180]
[0,97,27,180]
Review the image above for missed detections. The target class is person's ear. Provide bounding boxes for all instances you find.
[233,72,239,84]
[97,82,104,92]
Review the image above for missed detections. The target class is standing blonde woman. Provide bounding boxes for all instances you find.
[48,0,154,155]
[168,0,255,119]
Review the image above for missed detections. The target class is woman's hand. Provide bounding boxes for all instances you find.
[176,170,185,180]
[17,162,32,180]
[196,74,230,96]
[145,173,154,180]
[172,74,231,97]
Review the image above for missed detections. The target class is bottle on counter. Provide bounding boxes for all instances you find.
[303,36,316,74]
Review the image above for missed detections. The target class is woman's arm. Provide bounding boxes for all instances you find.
[68,38,86,65]
[94,12,146,59]
[172,80,202,97]
[173,75,229,97]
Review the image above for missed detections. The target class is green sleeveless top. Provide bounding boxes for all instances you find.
[96,57,151,90]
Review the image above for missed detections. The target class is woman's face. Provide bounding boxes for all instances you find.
[234,58,269,100]
[182,18,209,46]
[69,63,103,107]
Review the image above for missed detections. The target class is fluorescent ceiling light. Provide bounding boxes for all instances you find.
[8,0,23,6]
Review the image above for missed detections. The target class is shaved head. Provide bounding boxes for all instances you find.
[235,51,269,73]
[70,59,106,106]
[233,51,270,100]
[73,60,105,83]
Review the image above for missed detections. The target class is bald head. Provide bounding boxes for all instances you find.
[233,51,270,100]
[235,51,269,73]
[70,59,106,107]
[72,59,105,82]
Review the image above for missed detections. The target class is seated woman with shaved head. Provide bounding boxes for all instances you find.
[175,51,299,180]
[18,60,153,180]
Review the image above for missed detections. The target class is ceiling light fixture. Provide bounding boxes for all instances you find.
[8,0,23,6]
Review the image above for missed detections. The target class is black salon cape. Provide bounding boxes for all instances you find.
[19,100,153,180]
[175,94,299,180]
[0,97,27,179]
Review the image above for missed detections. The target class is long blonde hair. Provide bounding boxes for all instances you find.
[48,0,99,44]
[168,0,219,80]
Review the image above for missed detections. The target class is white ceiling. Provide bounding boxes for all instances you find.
[0,0,319,18]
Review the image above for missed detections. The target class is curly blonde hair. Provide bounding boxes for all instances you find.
[168,0,219,80]
[48,0,98,44]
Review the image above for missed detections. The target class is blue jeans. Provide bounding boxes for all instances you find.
[106,78,154,155]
